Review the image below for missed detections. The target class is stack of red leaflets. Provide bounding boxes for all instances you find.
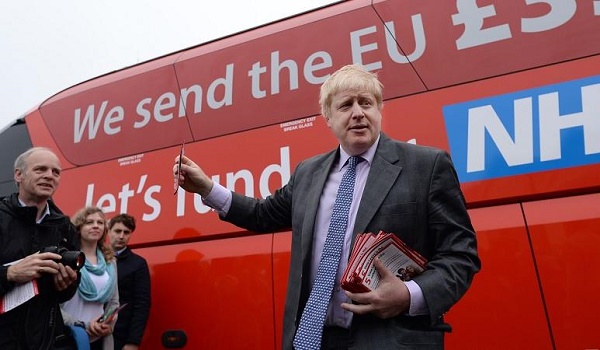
[341,231,427,293]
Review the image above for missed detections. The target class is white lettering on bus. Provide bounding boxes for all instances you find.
[74,101,125,143]
[304,51,332,85]
[539,84,600,161]
[142,185,162,221]
[85,174,161,220]
[466,83,600,173]
[467,99,534,172]
[350,25,381,71]
[248,52,332,99]
[74,65,235,140]
[134,63,234,129]
[280,117,317,132]
[384,18,425,64]
[270,51,298,95]
[453,0,577,50]
[71,1,590,144]
[155,92,177,122]
[207,64,234,109]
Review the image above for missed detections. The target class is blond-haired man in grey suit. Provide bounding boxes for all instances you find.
[174,64,480,350]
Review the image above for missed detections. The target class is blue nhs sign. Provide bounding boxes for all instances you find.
[444,75,600,183]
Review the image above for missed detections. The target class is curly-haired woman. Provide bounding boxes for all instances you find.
[61,206,119,350]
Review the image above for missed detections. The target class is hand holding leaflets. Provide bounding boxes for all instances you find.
[341,231,427,293]
[97,303,127,324]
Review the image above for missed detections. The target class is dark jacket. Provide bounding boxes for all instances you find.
[0,193,80,350]
[114,247,151,348]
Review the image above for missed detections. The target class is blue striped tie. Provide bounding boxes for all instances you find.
[293,156,359,349]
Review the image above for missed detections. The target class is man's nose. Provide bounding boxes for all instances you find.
[42,169,56,178]
[351,103,364,118]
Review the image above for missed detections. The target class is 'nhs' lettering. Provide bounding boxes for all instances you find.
[444,75,600,183]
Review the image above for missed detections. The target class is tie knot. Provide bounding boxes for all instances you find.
[347,156,360,170]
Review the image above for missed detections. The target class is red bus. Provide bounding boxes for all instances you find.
[1,1,599,348]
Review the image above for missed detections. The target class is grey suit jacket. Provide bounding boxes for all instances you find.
[225,133,480,349]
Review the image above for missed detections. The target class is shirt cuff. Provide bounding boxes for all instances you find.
[202,182,232,215]
[0,266,16,293]
[404,280,429,316]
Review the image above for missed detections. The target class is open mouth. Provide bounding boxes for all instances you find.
[349,124,367,130]
[349,126,368,133]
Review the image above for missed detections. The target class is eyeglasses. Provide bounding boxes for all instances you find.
[174,142,185,195]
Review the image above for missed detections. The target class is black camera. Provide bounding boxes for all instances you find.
[41,246,85,271]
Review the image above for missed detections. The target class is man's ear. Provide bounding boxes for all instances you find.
[14,169,22,184]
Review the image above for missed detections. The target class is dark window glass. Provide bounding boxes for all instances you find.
[0,119,32,197]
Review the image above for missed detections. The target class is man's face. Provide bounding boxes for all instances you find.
[109,222,133,251]
[15,150,61,203]
[326,90,382,155]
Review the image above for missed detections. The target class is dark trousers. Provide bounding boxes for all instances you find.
[90,339,103,350]
[321,326,352,350]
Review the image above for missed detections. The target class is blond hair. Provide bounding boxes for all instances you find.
[72,206,115,262]
[319,64,383,118]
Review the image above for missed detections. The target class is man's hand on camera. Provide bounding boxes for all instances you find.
[6,252,62,283]
[53,263,78,291]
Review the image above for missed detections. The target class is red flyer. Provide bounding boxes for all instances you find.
[341,231,427,292]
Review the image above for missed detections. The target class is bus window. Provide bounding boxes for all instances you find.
[0,120,32,196]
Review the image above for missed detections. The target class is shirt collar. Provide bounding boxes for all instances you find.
[18,198,50,223]
[337,134,380,171]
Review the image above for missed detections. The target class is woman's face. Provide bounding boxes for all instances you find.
[80,212,106,244]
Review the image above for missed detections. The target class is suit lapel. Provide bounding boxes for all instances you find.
[353,135,402,237]
[300,150,337,262]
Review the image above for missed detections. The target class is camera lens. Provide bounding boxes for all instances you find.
[41,246,85,271]
[61,250,85,270]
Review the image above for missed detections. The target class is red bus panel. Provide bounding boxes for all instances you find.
[373,0,600,89]
[446,205,552,349]
[138,234,275,349]
[524,193,600,350]
[382,55,600,206]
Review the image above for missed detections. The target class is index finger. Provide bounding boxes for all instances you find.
[56,263,76,278]
[344,289,374,304]
[36,252,62,261]
[62,264,78,278]
[341,300,374,315]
